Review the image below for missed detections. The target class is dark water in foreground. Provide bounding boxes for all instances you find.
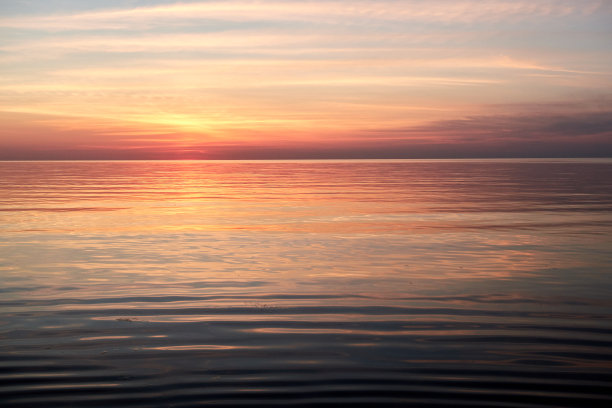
[1,159,612,407]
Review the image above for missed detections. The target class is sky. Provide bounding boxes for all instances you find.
[1,0,611,159]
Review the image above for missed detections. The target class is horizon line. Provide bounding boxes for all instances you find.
[2,157,611,162]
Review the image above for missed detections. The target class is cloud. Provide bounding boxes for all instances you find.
[1,1,610,160]
[367,110,612,150]
[0,31,319,55]
[3,107,611,160]
[1,0,606,31]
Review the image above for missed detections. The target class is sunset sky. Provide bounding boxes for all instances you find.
[1,0,611,159]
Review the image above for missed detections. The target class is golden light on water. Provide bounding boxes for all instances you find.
[1,159,612,405]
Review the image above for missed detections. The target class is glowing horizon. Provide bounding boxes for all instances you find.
[1,0,611,159]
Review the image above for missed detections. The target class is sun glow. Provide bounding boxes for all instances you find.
[1,0,611,159]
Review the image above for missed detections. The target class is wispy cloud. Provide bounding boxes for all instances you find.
[375,110,612,144]
[2,106,611,159]
[1,0,606,31]
[1,0,611,159]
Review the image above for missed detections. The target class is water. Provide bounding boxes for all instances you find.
[1,159,611,407]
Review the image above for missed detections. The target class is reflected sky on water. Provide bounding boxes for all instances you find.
[1,159,612,407]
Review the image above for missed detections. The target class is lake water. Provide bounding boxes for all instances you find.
[1,159,612,407]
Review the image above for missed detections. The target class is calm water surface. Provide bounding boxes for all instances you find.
[1,159,612,407]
